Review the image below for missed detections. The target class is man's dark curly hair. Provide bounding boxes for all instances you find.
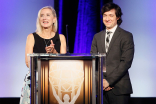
[101,3,123,25]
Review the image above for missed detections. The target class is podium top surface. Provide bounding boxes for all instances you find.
[28,53,106,58]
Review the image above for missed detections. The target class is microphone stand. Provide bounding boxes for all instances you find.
[66,24,69,53]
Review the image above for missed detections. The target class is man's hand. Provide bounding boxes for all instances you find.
[104,87,114,91]
[103,79,109,90]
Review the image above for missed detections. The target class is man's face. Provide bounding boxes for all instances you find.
[103,9,119,30]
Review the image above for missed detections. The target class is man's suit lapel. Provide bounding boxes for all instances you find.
[101,30,106,53]
[107,26,121,55]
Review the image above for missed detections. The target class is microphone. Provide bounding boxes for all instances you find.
[66,24,69,53]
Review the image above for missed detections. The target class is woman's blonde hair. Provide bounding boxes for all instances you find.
[36,6,58,33]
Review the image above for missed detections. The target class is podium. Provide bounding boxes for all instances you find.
[29,53,106,104]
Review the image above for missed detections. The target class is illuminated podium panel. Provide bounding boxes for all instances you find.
[29,53,105,104]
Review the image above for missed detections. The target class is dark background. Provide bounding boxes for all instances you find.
[54,0,112,53]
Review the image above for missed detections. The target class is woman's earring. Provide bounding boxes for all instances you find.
[53,23,55,26]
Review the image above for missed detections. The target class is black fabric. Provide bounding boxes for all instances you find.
[33,32,61,53]
[103,90,130,104]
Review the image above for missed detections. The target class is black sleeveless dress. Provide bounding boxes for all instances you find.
[20,32,61,104]
[33,32,61,53]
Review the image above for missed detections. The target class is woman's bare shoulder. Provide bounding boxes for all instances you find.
[59,34,66,40]
[27,33,34,40]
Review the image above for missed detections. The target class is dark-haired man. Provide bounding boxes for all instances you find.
[90,2,134,104]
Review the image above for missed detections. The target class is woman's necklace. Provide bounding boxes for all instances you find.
[42,33,53,47]
[43,39,51,47]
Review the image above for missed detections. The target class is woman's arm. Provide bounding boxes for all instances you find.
[25,33,34,68]
[59,34,67,54]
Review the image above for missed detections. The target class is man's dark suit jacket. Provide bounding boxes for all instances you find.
[90,26,134,95]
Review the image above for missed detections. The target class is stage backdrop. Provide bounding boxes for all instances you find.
[114,0,156,97]
[0,0,156,98]
[0,0,54,97]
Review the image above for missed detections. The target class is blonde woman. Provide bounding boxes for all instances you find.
[20,6,66,104]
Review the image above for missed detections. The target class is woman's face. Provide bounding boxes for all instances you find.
[39,8,56,28]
